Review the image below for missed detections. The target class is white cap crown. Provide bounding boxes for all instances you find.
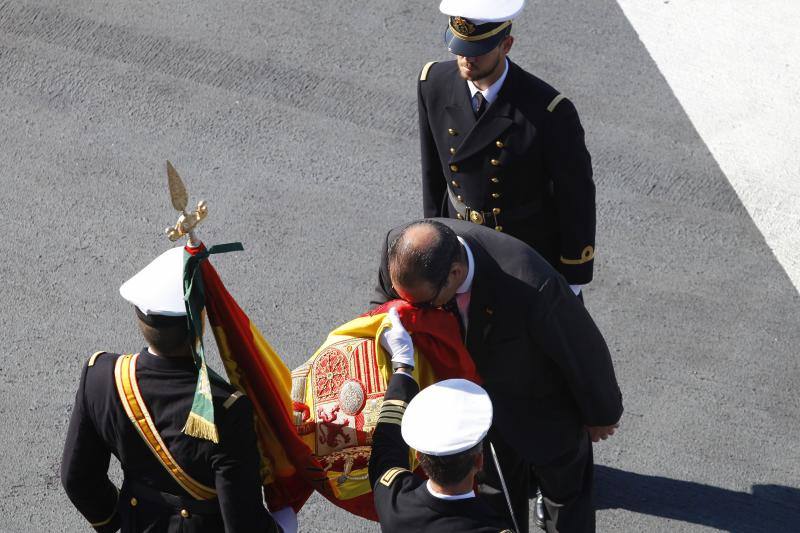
[439,0,525,22]
[119,246,187,316]
[401,379,493,456]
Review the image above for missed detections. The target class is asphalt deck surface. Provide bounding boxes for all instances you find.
[0,1,798,532]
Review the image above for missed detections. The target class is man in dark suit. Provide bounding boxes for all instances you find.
[419,0,596,297]
[370,219,623,533]
[61,247,288,533]
[368,309,515,532]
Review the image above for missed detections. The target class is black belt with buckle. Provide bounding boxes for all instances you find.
[447,185,542,226]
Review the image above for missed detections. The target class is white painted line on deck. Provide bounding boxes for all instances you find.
[617,0,800,292]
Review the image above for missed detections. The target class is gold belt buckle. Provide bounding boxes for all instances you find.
[469,210,485,225]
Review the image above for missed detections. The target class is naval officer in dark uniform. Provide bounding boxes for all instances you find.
[369,219,623,532]
[418,0,596,296]
[61,247,288,532]
[369,310,514,532]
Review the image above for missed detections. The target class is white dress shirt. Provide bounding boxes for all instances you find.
[455,237,475,331]
[467,59,509,113]
[426,479,475,500]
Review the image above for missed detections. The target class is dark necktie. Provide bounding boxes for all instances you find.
[443,298,466,340]
[474,92,486,119]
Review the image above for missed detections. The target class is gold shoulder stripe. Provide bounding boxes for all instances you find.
[223,391,244,409]
[88,351,106,367]
[420,61,437,81]
[547,94,567,112]
[114,354,217,500]
[379,467,411,487]
[89,486,119,527]
[560,245,595,265]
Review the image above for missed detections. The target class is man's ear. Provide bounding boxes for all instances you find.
[501,35,514,55]
[450,260,466,281]
[475,451,484,471]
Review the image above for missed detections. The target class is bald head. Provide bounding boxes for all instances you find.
[388,220,466,305]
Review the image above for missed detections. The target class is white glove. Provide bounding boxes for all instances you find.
[379,308,415,369]
[270,507,297,533]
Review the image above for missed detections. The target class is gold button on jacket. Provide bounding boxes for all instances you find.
[469,211,485,225]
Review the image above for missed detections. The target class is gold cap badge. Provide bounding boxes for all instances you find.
[451,17,476,36]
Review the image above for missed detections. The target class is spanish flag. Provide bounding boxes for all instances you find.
[188,245,480,518]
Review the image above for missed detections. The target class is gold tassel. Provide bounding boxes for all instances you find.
[182,412,219,443]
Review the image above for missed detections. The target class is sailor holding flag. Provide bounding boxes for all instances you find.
[60,164,293,532]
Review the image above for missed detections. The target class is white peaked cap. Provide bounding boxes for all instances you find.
[439,0,525,22]
[119,246,187,316]
[401,379,493,456]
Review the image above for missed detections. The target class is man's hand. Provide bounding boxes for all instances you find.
[587,423,619,443]
[380,308,415,369]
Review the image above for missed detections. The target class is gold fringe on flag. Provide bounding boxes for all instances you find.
[183,412,220,444]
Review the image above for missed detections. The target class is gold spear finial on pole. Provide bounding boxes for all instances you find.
[165,161,208,247]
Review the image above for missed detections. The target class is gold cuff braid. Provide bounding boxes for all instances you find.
[560,246,595,265]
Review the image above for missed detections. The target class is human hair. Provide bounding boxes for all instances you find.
[417,443,482,487]
[388,220,464,290]
[135,308,191,355]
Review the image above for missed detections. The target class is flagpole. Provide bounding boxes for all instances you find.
[164,160,208,247]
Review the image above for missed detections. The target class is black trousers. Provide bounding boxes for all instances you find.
[535,432,595,533]
[477,429,530,533]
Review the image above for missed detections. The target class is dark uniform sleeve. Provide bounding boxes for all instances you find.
[368,372,420,489]
[543,97,596,285]
[212,396,281,533]
[532,276,623,426]
[418,67,446,218]
[61,359,121,533]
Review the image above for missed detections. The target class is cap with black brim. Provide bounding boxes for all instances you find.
[439,0,523,56]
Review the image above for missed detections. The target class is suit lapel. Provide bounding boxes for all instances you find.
[444,72,476,147]
[451,64,516,164]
